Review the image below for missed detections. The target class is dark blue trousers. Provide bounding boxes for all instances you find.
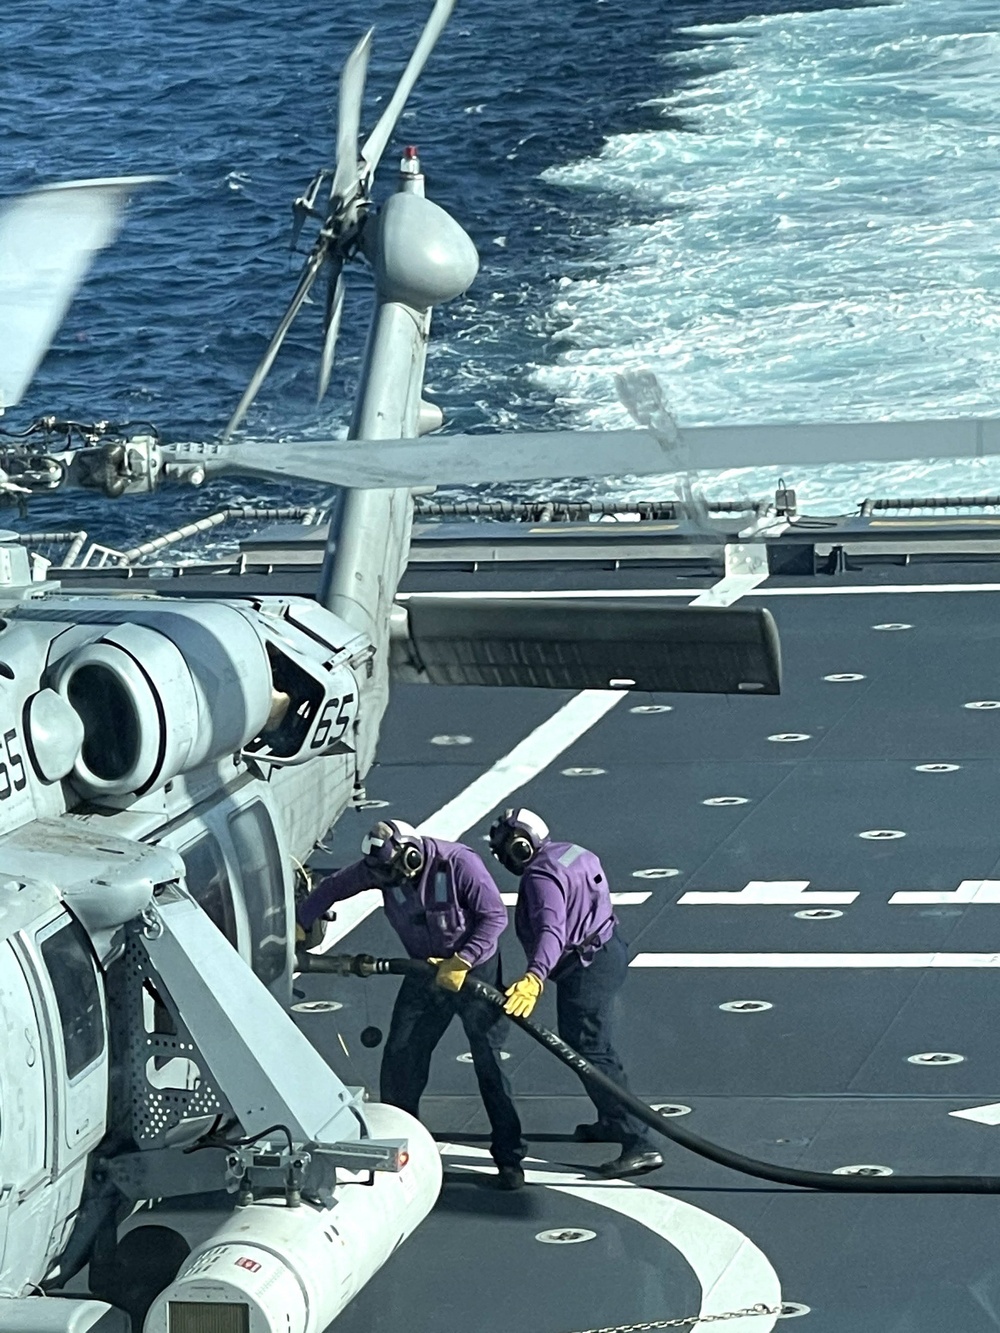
[554,929,655,1152]
[380,953,526,1168]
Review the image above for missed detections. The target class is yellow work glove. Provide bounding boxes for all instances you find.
[504,974,543,1018]
[428,956,472,992]
[295,924,306,944]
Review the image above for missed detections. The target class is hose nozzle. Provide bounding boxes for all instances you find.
[295,951,379,976]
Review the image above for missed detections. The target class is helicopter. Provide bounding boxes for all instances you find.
[11,2,1000,1330]
[8,3,1000,1330]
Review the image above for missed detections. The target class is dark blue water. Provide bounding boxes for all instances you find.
[2,0,879,547]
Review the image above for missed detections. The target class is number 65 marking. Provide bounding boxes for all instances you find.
[0,726,27,801]
[311,694,355,750]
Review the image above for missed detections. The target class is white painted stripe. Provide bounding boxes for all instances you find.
[440,1145,781,1330]
[499,890,650,907]
[890,880,1000,905]
[949,1102,1000,1126]
[688,571,769,607]
[398,583,1000,600]
[320,690,624,947]
[735,583,1000,597]
[631,952,1000,968]
[679,880,858,906]
[416,689,623,840]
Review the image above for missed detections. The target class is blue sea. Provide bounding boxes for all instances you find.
[4,0,1000,553]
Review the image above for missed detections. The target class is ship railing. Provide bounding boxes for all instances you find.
[12,506,323,569]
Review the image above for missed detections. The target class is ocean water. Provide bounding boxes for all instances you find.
[3,0,999,552]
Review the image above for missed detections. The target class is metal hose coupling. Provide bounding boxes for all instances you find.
[295,951,403,977]
[308,953,1000,1196]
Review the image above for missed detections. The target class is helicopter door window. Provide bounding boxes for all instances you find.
[39,918,104,1081]
[228,802,287,987]
[180,831,239,949]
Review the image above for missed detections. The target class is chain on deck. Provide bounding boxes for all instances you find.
[563,1302,785,1331]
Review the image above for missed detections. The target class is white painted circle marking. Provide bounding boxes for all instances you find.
[907,1051,965,1066]
[719,1000,773,1013]
[651,1104,692,1118]
[914,763,961,773]
[832,1164,893,1176]
[458,1050,512,1063]
[824,673,865,682]
[291,1000,343,1014]
[354,798,389,809]
[535,1228,597,1245]
[859,829,905,840]
[768,733,811,743]
[872,623,912,631]
[440,1145,782,1324]
[630,705,673,714]
[561,767,606,777]
[965,701,1000,710]
[430,734,473,745]
[702,796,750,807]
[632,868,680,880]
[794,908,843,920]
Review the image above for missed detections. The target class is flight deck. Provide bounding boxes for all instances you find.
[282,540,1000,1333]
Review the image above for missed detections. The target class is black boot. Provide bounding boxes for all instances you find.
[595,1148,663,1179]
[496,1164,526,1191]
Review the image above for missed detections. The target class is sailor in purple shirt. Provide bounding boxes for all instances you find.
[489,807,663,1179]
[297,818,527,1189]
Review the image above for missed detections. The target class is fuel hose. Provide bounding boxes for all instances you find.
[296,950,1000,1194]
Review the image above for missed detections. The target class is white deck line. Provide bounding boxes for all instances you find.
[500,890,650,906]
[631,953,1000,968]
[398,583,1000,598]
[441,1145,781,1331]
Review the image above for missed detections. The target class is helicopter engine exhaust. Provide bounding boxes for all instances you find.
[50,602,274,798]
[138,1104,441,1333]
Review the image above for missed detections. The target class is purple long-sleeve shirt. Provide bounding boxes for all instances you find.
[514,841,617,982]
[297,837,508,966]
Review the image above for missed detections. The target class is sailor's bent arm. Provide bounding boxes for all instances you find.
[521,872,567,981]
[453,860,509,967]
[297,861,374,928]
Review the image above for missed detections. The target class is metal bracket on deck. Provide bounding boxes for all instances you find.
[689,541,770,607]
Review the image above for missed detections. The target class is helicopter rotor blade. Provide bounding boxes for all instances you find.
[360,0,457,182]
[329,28,373,210]
[0,176,166,413]
[317,258,345,403]
[222,244,329,442]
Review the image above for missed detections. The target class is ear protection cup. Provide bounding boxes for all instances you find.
[401,843,424,875]
[506,834,533,869]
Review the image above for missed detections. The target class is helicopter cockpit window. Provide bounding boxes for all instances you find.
[180,832,239,950]
[229,802,287,987]
[40,918,104,1080]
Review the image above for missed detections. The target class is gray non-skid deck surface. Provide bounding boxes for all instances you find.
[293,570,1000,1333]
